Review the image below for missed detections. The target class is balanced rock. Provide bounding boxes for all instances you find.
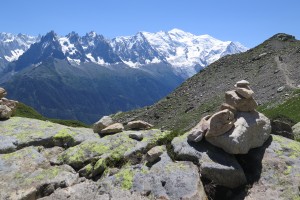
[205,109,235,138]
[206,111,271,154]
[220,103,237,114]
[0,105,12,119]
[234,80,250,88]
[235,87,254,99]
[1,98,18,113]
[187,115,210,142]
[93,116,113,133]
[125,120,153,130]
[100,123,124,135]
[225,90,257,112]
[0,87,7,99]
[145,146,164,163]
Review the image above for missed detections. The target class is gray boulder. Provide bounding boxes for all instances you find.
[57,129,171,169]
[292,122,300,142]
[172,133,247,188]
[244,135,300,200]
[100,152,207,200]
[93,116,114,133]
[125,120,153,130]
[0,147,79,200]
[206,111,271,154]
[187,115,210,142]
[40,180,149,200]
[0,117,98,153]
[0,105,12,119]
[225,90,257,112]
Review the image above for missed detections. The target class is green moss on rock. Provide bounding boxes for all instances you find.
[53,128,76,146]
[116,168,134,190]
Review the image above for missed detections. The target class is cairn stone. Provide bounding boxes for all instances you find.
[0,87,7,99]
[235,87,254,99]
[205,109,235,138]
[220,103,237,115]
[1,98,18,113]
[100,123,124,135]
[0,105,12,119]
[125,120,153,130]
[234,80,250,88]
[93,116,114,133]
[187,115,210,142]
[225,90,257,112]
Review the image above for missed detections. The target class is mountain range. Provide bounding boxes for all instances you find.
[0,29,247,123]
[113,33,300,132]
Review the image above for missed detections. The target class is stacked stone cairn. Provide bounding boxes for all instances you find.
[188,80,271,154]
[0,87,18,120]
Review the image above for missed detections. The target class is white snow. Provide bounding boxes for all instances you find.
[59,37,77,55]
[113,28,248,77]
[67,57,81,65]
[4,49,25,62]
[0,32,39,62]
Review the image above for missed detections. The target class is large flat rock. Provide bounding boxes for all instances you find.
[40,180,149,200]
[172,133,247,188]
[243,135,300,200]
[0,117,98,153]
[0,146,79,200]
[99,151,207,200]
[56,129,171,170]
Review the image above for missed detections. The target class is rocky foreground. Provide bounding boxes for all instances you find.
[0,83,300,200]
[0,116,299,200]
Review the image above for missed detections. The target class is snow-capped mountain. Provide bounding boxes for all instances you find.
[0,29,247,78]
[112,28,248,77]
[0,32,39,69]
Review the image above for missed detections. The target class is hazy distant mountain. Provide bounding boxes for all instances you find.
[0,29,247,123]
[0,32,39,70]
[0,29,247,77]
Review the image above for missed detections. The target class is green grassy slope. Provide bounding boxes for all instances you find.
[14,102,89,128]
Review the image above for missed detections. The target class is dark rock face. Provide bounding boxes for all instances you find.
[271,119,294,139]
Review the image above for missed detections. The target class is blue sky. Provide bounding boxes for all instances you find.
[1,0,299,47]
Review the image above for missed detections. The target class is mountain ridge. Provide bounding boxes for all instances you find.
[0,29,247,78]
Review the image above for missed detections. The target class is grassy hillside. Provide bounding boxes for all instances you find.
[258,90,300,125]
[14,102,89,128]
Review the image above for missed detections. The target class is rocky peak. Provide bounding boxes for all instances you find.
[273,33,296,41]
